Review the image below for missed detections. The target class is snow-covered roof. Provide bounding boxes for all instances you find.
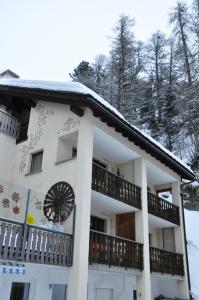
[0,78,195,179]
[0,69,19,78]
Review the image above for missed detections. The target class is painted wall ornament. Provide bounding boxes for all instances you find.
[19,104,53,173]
[2,198,9,208]
[12,206,20,214]
[43,181,75,223]
[57,117,80,134]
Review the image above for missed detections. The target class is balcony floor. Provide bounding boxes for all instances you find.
[91,190,139,214]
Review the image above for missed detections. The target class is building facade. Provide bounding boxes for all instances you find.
[0,79,195,300]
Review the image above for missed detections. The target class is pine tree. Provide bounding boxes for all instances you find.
[169,1,193,85]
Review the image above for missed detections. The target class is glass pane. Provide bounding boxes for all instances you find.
[52,284,67,300]
[30,151,43,173]
[10,282,30,300]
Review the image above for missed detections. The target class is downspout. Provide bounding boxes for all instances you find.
[180,181,194,300]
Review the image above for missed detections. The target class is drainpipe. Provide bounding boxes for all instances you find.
[180,181,194,300]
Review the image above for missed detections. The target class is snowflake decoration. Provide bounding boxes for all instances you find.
[2,198,9,208]
[34,199,42,210]
[12,206,20,214]
[0,185,3,193]
[12,192,20,203]
[40,216,47,225]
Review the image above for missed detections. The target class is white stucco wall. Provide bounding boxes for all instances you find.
[0,262,70,300]
[0,133,17,182]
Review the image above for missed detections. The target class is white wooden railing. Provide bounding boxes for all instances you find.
[0,109,20,138]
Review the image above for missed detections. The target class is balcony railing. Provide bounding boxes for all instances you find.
[0,109,20,139]
[150,246,184,276]
[148,192,180,225]
[89,230,143,270]
[0,219,73,267]
[92,163,141,209]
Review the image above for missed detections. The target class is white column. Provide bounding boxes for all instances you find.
[172,181,190,298]
[134,158,152,300]
[67,112,94,300]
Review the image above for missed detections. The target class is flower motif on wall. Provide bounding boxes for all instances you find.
[26,213,36,225]
[40,216,47,225]
[0,185,3,193]
[57,117,80,134]
[2,198,9,208]
[34,199,42,210]
[12,192,20,203]
[19,104,54,173]
[12,206,20,214]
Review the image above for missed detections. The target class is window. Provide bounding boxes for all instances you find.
[56,132,78,164]
[93,158,107,169]
[162,228,175,252]
[90,216,106,232]
[30,151,43,173]
[72,147,77,158]
[51,284,67,300]
[10,282,30,300]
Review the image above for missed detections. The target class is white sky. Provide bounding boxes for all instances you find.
[0,0,192,81]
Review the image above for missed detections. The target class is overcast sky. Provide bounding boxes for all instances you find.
[0,0,192,81]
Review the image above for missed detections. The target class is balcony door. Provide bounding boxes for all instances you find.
[116,212,135,240]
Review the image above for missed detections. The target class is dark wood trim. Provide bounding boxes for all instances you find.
[148,192,180,225]
[92,163,141,209]
[70,105,84,117]
[0,219,73,267]
[89,230,143,270]
[150,246,184,276]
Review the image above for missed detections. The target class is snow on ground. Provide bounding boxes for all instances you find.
[185,209,199,299]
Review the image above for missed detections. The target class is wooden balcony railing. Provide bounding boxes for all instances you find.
[89,230,143,270]
[148,192,180,225]
[0,219,73,267]
[0,109,20,139]
[150,247,184,276]
[92,163,141,209]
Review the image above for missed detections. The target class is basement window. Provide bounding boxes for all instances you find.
[30,151,43,174]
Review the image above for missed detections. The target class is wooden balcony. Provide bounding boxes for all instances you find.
[0,219,73,267]
[92,163,141,209]
[150,246,184,276]
[89,230,143,270]
[148,192,180,225]
[0,109,20,139]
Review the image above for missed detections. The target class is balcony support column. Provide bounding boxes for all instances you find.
[67,111,94,300]
[172,181,190,299]
[134,158,152,300]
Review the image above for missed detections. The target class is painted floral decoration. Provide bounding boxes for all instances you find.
[26,213,36,225]
[2,198,9,208]
[12,206,20,214]
[40,216,47,225]
[0,185,3,193]
[12,192,20,203]
[34,199,42,210]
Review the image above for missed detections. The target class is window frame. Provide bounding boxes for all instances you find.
[29,150,43,174]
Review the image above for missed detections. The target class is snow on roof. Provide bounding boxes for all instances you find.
[0,78,194,175]
[0,68,8,74]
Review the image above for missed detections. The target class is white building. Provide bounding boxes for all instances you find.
[0,79,195,300]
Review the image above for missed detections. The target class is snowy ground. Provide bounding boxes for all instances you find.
[185,209,199,299]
